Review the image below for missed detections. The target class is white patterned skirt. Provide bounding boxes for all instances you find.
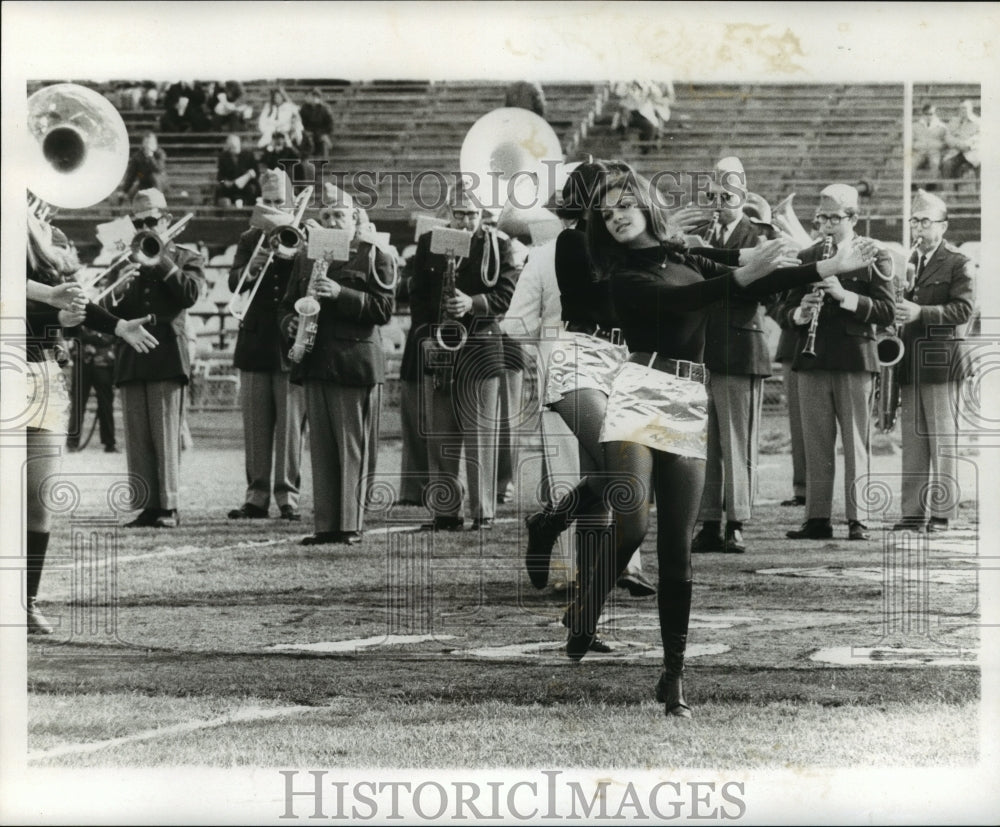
[599,357,709,459]
[544,332,628,406]
[24,357,71,434]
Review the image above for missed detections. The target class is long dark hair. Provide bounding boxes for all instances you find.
[585,167,685,279]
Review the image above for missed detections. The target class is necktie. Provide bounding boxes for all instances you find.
[915,254,927,282]
[713,225,725,247]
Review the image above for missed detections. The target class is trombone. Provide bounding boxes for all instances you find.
[91,212,195,303]
[228,185,313,321]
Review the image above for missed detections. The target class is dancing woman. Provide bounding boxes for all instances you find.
[575,170,877,717]
[25,216,156,632]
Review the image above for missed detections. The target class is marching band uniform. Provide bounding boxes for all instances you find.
[895,190,975,532]
[771,315,807,507]
[693,157,771,554]
[228,171,307,521]
[778,185,894,541]
[409,194,519,531]
[107,189,205,528]
[278,187,395,545]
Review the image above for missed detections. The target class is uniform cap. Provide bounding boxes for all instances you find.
[322,182,353,209]
[260,169,293,205]
[911,188,947,220]
[818,183,859,213]
[131,188,168,218]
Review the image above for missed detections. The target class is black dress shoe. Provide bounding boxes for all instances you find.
[786,519,833,540]
[124,509,159,528]
[724,527,747,553]
[278,505,301,521]
[153,509,179,528]
[780,495,806,507]
[893,518,928,533]
[471,518,493,531]
[927,517,950,533]
[617,571,656,596]
[228,503,269,519]
[691,525,725,553]
[420,516,465,532]
[847,520,870,541]
[524,511,558,590]
[301,532,342,546]
[103,444,120,453]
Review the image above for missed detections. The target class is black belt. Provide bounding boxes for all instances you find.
[564,322,623,345]
[630,353,710,384]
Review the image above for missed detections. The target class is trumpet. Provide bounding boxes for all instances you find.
[801,235,834,358]
[228,186,313,320]
[92,212,194,304]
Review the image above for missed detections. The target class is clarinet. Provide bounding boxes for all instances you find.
[801,235,834,358]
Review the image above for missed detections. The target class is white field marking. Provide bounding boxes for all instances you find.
[267,633,458,653]
[374,518,519,535]
[28,703,316,762]
[49,538,289,568]
[558,612,762,633]
[810,646,978,667]
[758,566,975,585]
[464,641,729,661]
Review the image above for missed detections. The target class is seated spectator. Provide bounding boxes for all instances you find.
[118,133,168,201]
[299,87,335,158]
[610,79,675,152]
[160,80,209,132]
[913,102,947,177]
[258,132,306,181]
[210,79,254,132]
[504,81,547,118]
[942,99,980,179]
[257,88,303,149]
[215,134,260,208]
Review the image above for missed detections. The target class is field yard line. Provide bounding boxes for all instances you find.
[28,703,318,761]
[56,539,288,567]
[375,518,518,535]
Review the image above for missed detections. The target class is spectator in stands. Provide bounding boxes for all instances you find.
[913,102,947,178]
[299,87,335,158]
[258,132,305,181]
[504,81,547,118]
[161,81,209,132]
[942,99,980,179]
[215,134,260,208]
[610,80,675,152]
[258,87,303,149]
[208,80,254,132]
[118,132,168,202]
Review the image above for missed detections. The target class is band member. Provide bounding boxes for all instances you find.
[227,170,307,521]
[778,184,895,541]
[691,157,772,554]
[574,168,875,718]
[278,184,395,545]
[26,214,157,632]
[894,189,975,532]
[397,249,432,506]
[409,187,520,531]
[103,189,205,528]
[66,329,118,453]
[503,160,655,603]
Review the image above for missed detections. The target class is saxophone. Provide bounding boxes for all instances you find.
[424,255,469,390]
[801,235,834,357]
[871,240,915,433]
[287,257,325,363]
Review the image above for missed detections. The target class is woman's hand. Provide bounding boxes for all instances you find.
[115,315,159,353]
[58,307,87,327]
[738,237,800,267]
[668,205,708,237]
[48,281,87,311]
[733,238,803,287]
[817,237,877,276]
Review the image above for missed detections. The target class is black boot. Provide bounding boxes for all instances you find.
[525,479,599,589]
[654,579,693,718]
[566,524,616,661]
[26,531,52,635]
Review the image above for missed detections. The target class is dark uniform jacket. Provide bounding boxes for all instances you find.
[229,228,297,372]
[407,228,519,381]
[778,237,895,374]
[278,242,395,387]
[105,244,204,386]
[702,215,772,377]
[898,240,975,385]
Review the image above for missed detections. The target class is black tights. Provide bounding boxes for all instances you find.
[549,388,612,523]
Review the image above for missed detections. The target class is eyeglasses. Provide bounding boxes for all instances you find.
[814,213,848,226]
[909,217,946,228]
[132,215,163,230]
[451,209,480,218]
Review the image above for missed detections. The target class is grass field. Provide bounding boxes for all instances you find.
[14,412,984,780]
